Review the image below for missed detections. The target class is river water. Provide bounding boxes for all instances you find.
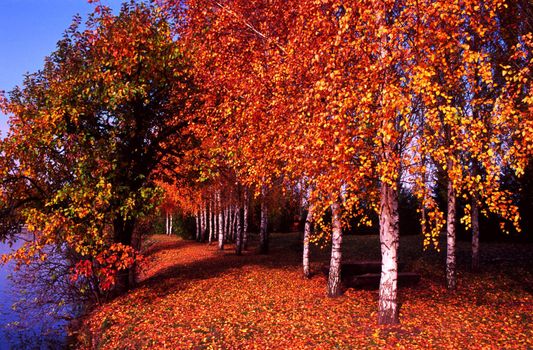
[0,237,70,349]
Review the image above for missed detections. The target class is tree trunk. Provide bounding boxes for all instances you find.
[227,207,231,241]
[471,200,480,272]
[232,205,236,242]
[201,204,207,242]
[165,210,169,236]
[235,205,243,255]
[327,201,343,297]
[223,206,229,242]
[169,213,173,236]
[231,206,238,241]
[303,204,314,279]
[259,186,269,254]
[446,176,457,290]
[228,206,233,242]
[243,189,249,250]
[113,217,136,292]
[195,211,200,241]
[209,196,214,244]
[129,227,142,288]
[378,182,400,325]
[218,192,224,251]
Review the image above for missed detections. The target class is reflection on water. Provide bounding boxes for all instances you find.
[0,235,73,349]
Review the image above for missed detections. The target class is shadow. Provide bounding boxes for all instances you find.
[137,236,303,299]
[142,239,191,257]
[135,233,533,304]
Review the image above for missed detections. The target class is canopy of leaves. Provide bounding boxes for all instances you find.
[0,2,197,290]
[171,0,531,243]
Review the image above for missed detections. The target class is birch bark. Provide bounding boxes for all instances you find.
[327,201,343,297]
[303,204,314,279]
[471,200,480,272]
[259,186,269,254]
[446,176,457,290]
[218,191,224,251]
[378,182,400,324]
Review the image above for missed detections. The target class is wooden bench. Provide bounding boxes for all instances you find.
[323,261,420,290]
[340,261,405,275]
[344,272,421,289]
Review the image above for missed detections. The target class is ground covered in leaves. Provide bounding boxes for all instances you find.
[76,233,532,349]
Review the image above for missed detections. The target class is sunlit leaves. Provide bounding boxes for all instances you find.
[76,235,533,349]
[1,2,197,290]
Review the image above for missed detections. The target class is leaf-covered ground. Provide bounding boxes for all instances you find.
[75,233,532,349]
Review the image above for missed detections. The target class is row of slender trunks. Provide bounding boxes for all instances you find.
[302,181,481,324]
[179,179,480,325]
[189,187,270,255]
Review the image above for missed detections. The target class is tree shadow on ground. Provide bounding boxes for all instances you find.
[137,233,305,299]
[142,239,191,256]
[136,233,533,302]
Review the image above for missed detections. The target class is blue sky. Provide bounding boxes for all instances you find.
[0,0,124,136]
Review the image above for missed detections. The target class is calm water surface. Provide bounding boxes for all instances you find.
[0,238,69,349]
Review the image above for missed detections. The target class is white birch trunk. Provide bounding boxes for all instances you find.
[168,211,171,235]
[243,189,249,250]
[233,206,237,241]
[201,203,207,242]
[327,201,343,297]
[375,1,401,324]
[446,176,457,290]
[259,186,269,254]
[211,196,214,241]
[378,182,400,325]
[471,200,480,272]
[303,204,314,279]
[227,206,233,242]
[218,191,224,251]
[234,207,237,239]
[195,211,200,241]
[165,211,169,235]
[209,196,214,244]
[231,206,237,241]
[223,206,229,242]
[235,205,243,255]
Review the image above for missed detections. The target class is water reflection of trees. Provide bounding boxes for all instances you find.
[6,240,94,348]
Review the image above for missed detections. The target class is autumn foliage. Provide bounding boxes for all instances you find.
[0,0,531,340]
[165,0,531,324]
[75,234,532,349]
[1,2,197,291]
